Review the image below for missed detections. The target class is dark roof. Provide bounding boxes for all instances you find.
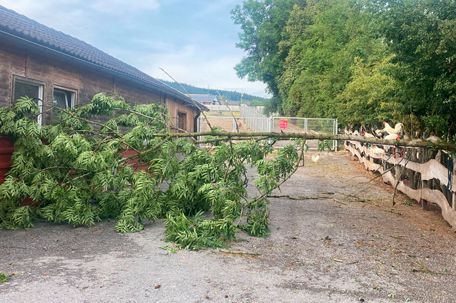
[187,94,218,103]
[0,5,207,111]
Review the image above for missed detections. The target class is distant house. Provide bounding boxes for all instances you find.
[188,94,219,105]
[0,5,206,131]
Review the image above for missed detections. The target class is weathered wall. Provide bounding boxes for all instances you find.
[0,42,197,131]
[166,96,198,132]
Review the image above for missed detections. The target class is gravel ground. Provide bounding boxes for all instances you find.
[1,151,456,303]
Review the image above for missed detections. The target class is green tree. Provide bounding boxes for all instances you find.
[338,56,402,125]
[279,0,388,120]
[379,0,456,135]
[232,0,306,112]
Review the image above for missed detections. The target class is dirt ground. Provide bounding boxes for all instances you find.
[1,151,456,303]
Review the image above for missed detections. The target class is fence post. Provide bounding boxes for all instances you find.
[453,192,456,210]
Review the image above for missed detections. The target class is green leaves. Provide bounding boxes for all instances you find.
[10,206,33,229]
[79,93,128,117]
[232,0,306,111]
[234,0,456,137]
[13,97,40,117]
[0,93,301,250]
[379,0,456,135]
[243,198,269,237]
[165,212,235,250]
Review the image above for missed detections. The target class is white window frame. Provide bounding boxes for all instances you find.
[53,86,76,109]
[37,86,43,126]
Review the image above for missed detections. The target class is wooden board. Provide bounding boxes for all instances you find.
[345,141,456,228]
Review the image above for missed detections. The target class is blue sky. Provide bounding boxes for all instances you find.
[0,0,268,97]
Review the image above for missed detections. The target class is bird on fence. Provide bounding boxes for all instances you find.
[375,121,404,137]
[384,133,401,141]
[359,126,375,138]
[385,121,403,134]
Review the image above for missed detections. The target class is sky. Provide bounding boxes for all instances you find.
[0,0,269,97]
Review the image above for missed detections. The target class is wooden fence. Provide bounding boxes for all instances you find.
[345,140,456,228]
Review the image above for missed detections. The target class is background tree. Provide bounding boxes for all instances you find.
[233,0,456,138]
[279,0,389,121]
[378,0,456,136]
[232,0,307,112]
[338,56,402,126]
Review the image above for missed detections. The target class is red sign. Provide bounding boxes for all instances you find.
[279,119,288,129]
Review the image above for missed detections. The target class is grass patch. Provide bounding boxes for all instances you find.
[0,272,9,283]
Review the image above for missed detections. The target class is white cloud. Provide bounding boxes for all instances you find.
[0,0,160,34]
[0,0,160,16]
[0,0,161,46]
[90,0,160,15]
[193,0,238,17]
[0,0,83,23]
[136,44,268,97]
[0,0,268,98]
[0,0,94,41]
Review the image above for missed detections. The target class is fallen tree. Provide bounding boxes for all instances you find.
[0,94,301,250]
[152,132,456,153]
[1,94,454,250]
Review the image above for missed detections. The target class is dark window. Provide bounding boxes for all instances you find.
[177,112,187,131]
[14,81,41,102]
[53,88,75,109]
[13,79,43,125]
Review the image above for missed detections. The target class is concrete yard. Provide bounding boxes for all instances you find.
[1,151,456,303]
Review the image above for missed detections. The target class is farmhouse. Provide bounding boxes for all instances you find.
[0,5,206,131]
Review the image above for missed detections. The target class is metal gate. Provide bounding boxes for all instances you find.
[198,105,338,150]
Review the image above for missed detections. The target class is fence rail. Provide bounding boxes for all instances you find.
[345,140,456,228]
[240,105,338,150]
[198,105,338,149]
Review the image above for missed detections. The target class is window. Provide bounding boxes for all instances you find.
[177,112,187,131]
[53,88,75,109]
[13,79,44,125]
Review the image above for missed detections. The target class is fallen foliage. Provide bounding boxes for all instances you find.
[0,94,301,249]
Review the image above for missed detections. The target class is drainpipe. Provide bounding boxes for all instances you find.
[194,112,201,133]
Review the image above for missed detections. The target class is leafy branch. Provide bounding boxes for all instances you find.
[0,94,302,250]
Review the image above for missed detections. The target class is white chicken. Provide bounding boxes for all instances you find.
[382,121,403,135]
[363,132,375,138]
[384,133,400,141]
[311,154,320,163]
